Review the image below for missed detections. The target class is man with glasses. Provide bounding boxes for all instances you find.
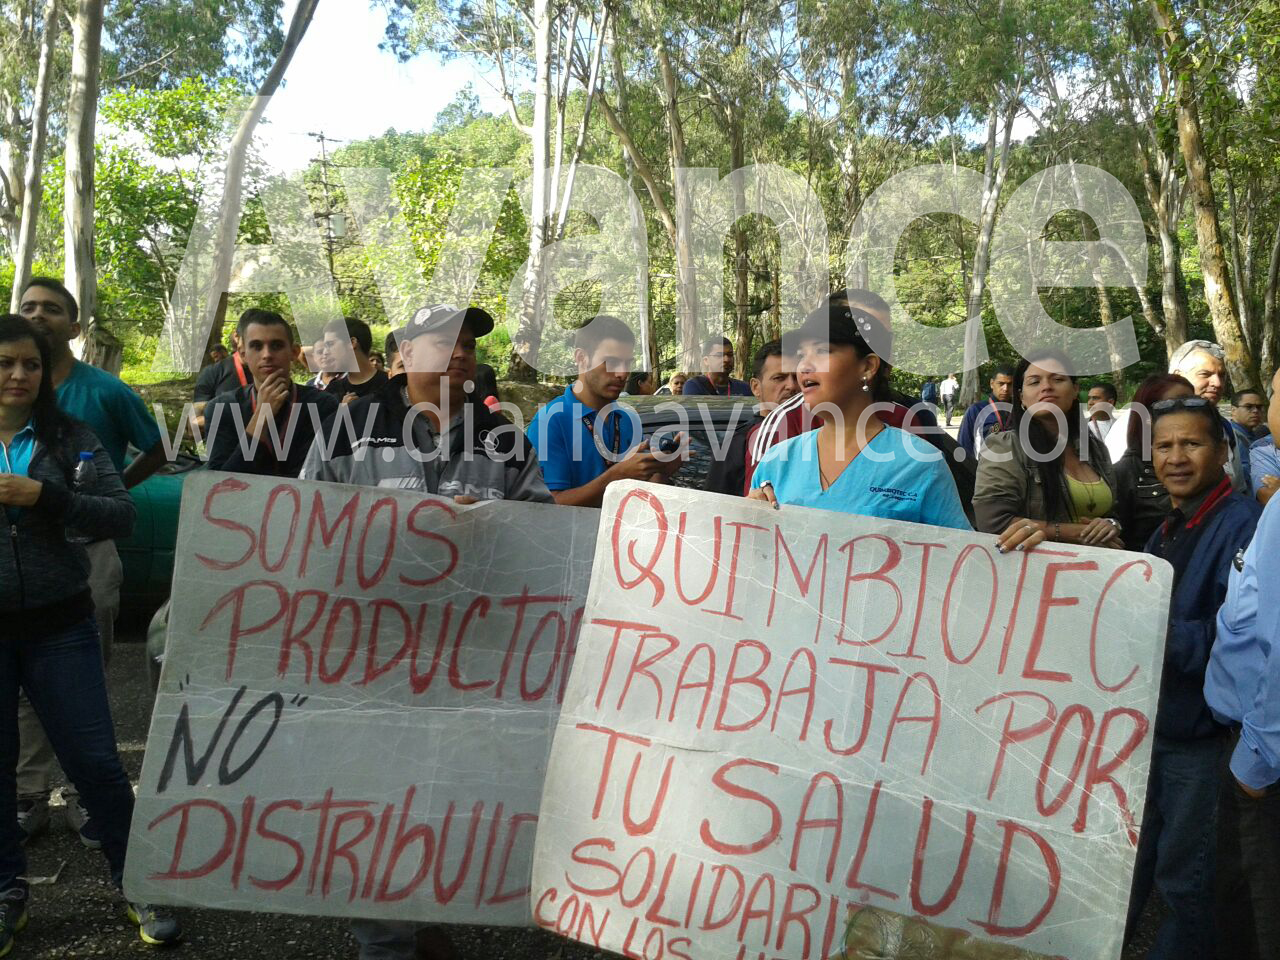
[682,336,751,396]
[1232,389,1269,442]
[1125,396,1262,960]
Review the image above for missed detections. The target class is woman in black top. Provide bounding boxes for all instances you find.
[0,315,180,950]
[1113,373,1195,550]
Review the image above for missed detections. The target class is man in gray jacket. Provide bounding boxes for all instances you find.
[301,303,550,960]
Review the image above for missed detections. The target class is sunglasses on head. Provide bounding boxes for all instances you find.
[1151,397,1213,415]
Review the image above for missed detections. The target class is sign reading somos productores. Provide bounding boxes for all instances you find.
[125,472,598,925]
[532,482,1171,960]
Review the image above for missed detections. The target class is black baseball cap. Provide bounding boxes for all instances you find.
[402,303,496,340]
[782,300,890,356]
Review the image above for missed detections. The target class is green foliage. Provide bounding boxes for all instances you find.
[103,0,285,90]
[7,0,1278,382]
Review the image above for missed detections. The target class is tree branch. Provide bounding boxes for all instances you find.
[105,44,181,87]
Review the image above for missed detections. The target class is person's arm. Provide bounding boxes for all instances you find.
[956,405,978,457]
[193,364,220,404]
[550,446,669,507]
[205,396,272,474]
[507,439,555,504]
[122,442,168,489]
[115,380,168,486]
[1112,459,1138,545]
[31,438,136,540]
[298,428,342,483]
[920,456,972,531]
[1232,509,1280,793]
[972,433,1029,534]
[1259,477,1280,506]
[1166,534,1246,676]
[1250,443,1280,505]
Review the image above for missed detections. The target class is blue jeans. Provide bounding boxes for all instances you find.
[0,617,135,898]
[1125,733,1227,959]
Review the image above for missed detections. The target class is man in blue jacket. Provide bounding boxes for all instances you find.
[1205,364,1280,960]
[1125,397,1262,960]
[956,364,1014,459]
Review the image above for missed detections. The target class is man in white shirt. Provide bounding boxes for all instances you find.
[1088,382,1117,441]
[940,373,959,425]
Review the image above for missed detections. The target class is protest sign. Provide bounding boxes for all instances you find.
[124,472,597,925]
[531,482,1171,960]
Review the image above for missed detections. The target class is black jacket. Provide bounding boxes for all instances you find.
[1,421,135,638]
[193,355,245,403]
[300,376,551,502]
[1115,450,1170,551]
[205,383,338,478]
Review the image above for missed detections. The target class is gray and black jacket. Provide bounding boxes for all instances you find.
[1,422,135,638]
[300,376,552,503]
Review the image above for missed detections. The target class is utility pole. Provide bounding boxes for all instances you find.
[308,130,345,296]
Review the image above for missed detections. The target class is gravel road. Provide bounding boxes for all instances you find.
[16,626,1158,959]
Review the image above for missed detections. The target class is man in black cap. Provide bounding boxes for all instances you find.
[302,305,548,497]
[303,304,550,960]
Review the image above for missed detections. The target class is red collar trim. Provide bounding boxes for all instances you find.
[1185,475,1233,530]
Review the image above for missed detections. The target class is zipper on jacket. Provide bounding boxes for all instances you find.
[9,523,24,608]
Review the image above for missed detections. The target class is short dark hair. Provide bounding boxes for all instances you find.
[384,329,400,356]
[1090,381,1118,403]
[575,315,635,357]
[341,316,372,355]
[237,308,294,344]
[1152,401,1226,445]
[992,364,1016,380]
[702,336,733,356]
[1232,388,1264,406]
[23,277,78,325]
[752,340,783,380]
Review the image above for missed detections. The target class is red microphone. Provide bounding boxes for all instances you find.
[483,395,501,413]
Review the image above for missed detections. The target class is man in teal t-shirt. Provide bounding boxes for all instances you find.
[16,277,167,847]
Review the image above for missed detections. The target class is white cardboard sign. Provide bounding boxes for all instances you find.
[531,482,1170,960]
[125,471,597,925]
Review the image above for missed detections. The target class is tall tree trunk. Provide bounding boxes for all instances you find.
[64,0,104,357]
[730,113,749,379]
[0,2,34,259]
[605,29,657,376]
[1116,57,1189,360]
[960,95,1017,407]
[196,0,320,364]
[1223,150,1257,365]
[1151,0,1258,389]
[508,0,554,383]
[1263,216,1280,380]
[8,0,58,312]
[657,40,699,372]
[1155,212,1187,358]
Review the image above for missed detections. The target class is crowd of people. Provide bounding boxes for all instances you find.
[1,274,1279,960]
